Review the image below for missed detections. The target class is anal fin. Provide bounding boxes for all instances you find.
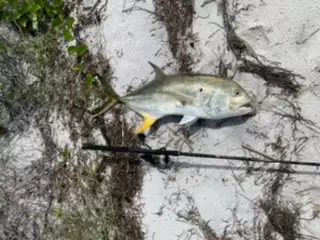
[135,112,158,135]
[178,115,198,126]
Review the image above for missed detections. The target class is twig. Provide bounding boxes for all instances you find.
[201,0,216,8]
[242,144,276,162]
[122,6,156,15]
[296,27,320,45]
[228,160,245,193]
[219,0,302,95]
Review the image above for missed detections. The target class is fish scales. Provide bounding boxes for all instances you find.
[122,74,235,118]
[124,74,227,98]
[89,62,256,135]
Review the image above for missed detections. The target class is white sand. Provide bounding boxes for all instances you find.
[5,0,320,239]
[95,0,320,239]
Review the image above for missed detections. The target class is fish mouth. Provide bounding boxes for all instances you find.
[239,101,256,115]
[240,102,253,108]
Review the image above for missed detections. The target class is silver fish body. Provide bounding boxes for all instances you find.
[92,62,256,134]
[122,74,253,119]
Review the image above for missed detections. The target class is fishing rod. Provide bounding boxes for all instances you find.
[82,143,320,168]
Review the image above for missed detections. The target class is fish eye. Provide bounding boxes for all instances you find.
[233,89,241,96]
[199,88,203,92]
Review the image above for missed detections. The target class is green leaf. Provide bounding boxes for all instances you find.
[34,0,45,6]
[14,3,31,19]
[2,12,13,23]
[66,16,75,29]
[10,0,19,8]
[0,45,6,53]
[62,149,70,160]
[68,44,88,56]
[86,73,96,86]
[72,64,83,71]
[46,5,59,17]
[30,1,43,12]
[53,0,63,7]
[32,12,38,30]
[17,17,28,28]
[67,46,78,55]
[53,207,63,218]
[63,29,74,41]
[76,44,88,56]
[52,17,63,29]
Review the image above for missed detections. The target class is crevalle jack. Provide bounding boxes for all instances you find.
[91,62,256,135]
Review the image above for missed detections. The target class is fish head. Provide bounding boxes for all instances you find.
[227,82,254,112]
[203,80,256,118]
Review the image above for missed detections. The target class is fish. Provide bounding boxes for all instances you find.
[91,62,256,135]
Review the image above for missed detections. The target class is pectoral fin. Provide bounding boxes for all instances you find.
[135,112,158,135]
[178,115,198,126]
[163,92,193,106]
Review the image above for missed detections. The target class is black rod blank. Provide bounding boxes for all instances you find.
[82,143,320,168]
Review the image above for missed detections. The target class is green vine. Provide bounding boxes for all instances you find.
[0,0,94,85]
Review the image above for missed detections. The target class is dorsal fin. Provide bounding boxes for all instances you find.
[148,61,165,80]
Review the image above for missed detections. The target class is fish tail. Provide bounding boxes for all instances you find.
[134,112,158,135]
[90,79,121,117]
[90,97,119,117]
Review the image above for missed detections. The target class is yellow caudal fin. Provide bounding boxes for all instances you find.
[135,112,158,135]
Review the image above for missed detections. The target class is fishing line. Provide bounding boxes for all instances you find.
[82,143,320,168]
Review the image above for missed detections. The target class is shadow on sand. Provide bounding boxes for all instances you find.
[173,161,320,176]
[141,155,320,177]
[148,113,254,136]
[140,113,320,176]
